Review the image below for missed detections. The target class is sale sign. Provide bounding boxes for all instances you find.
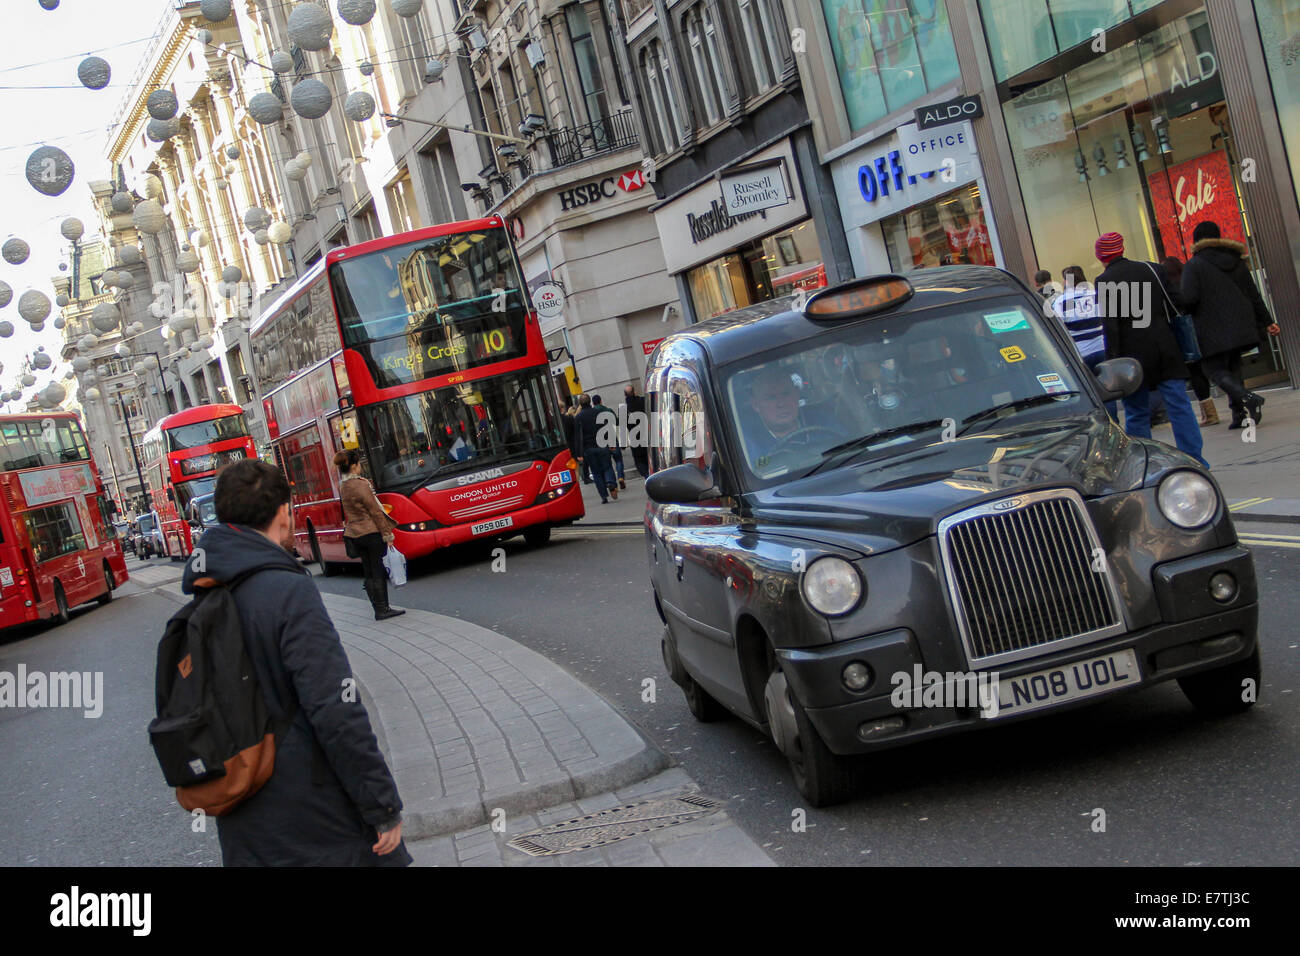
[1146,150,1246,260]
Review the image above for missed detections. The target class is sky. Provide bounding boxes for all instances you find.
[0,0,171,411]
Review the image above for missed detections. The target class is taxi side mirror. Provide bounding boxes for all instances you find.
[1093,357,1143,401]
[646,463,714,504]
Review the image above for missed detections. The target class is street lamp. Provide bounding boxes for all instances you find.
[115,384,149,512]
[379,112,529,146]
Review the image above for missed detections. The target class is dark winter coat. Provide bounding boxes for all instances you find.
[1096,256,1189,387]
[181,523,410,867]
[1180,237,1274,360]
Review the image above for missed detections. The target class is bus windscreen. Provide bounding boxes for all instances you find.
[328,229,529,388]
[166,413,249,451]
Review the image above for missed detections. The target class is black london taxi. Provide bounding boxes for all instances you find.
[643,268,1260,806]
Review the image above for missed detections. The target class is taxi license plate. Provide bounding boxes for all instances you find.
[471,516,514,536]
[991,649,1140,719]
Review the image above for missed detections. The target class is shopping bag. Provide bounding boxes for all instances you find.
[1170,313,1202,363]
[382,544,407,587]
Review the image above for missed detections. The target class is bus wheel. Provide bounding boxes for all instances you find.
[97,563,115,606]
[523,524,552,547]
[52,582,70,626]
[309,528,339,577]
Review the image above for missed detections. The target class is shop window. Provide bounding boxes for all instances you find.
[880,183,994,271]
[686,222,826,320]
[640,39,681,154]
[821,0,960,131]
[1256,0,1300,208]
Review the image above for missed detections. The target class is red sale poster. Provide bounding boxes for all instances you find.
[1147,150,1247,260]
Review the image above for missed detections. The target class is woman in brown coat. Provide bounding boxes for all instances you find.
[335,449,404,620]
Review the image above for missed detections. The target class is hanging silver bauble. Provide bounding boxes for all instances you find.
[133,200,167,234]
[243,208,269,231]
[191,228,210,247]
[290,78,333,119]
[200,0,233,22]
[77,333,99,351]
[392,0,423,17]
[54,316,66,330]
[0,281,10,307]
[127,321,144,335]
[118,244,141,265]
[285,158,308,182]
[270,50,294,74]
[25,145,75,197]
[423,58,444,83]
[115,344,130,358]
[338,0,376,25]
[21,373,36,387]
[73,354,93,371]
[55,293,70,307]
[288,2,334,51]
[0,321,13,338]
[343,90,375,122]
[268,222,293,244]
[359,60,374,77]
[41,383,66,405]
[110,191,133,214]
[295,151,313,168]
[132,360,148,375]
[18,291,51,324]
[40,0,61,10]
[221,265,243,285]
[3,239,30,265]
[147,117,181,143]
[141,173,164,199]
[83,387,101,401]
[215,178,229,191]
[196,28,214,45]
[92,302,120,332]
[248,91,283,125]
[197,333,215,350]
[60,217,84,241]
[77,56,111,90]
[146,88,179,121]
[32,352,52,370]
[254,229,270,246]
[225,144,241,160]
[167,312,197,333]
[223,163,237,177]
[29,322,44,333]
[176,248,201,273]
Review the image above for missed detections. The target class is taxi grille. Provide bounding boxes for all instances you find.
[940,494,1121,665]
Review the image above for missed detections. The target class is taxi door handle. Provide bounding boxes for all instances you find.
[674,553,684,580]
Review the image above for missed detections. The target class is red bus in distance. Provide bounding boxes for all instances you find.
[141,404,256,558]
[251,217,583,571]
[0,413,129,630]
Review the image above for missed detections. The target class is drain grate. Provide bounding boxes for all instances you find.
[507,792,724,857]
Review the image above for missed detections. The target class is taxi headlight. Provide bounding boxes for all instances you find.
[1157,470,1218,529]
[801,557,863,616]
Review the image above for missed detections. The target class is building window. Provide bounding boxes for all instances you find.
[566,4,609,126]
[385,168,421,233]
[228,346,253,403]
[420,137,468,223]
[191,372,210,404]
[603,13,630,106]
[353,200,381,242]
[821,0,961,131]
[738,0,785,93]
[1256,0,1300,208]
[683,6,727,126]
[640,39,680,155]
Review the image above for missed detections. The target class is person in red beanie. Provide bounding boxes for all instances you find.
[1093,231,1208,467]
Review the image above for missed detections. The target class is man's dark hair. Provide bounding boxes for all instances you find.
[1061,265,1086,285]
[625,384,636,396]
[1192,220,1221,242]
[578,393,591,407]
[1034,269,1052,286]
[592,394,602,405]
[214,459,290,531]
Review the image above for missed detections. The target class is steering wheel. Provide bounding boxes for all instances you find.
[767,425,844,456]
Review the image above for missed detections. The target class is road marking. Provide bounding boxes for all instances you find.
[554,527,642,537]
[1229,497,1274,511]
[1239,533,1300,550]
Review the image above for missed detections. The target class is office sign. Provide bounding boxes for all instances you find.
[915,93,984,131]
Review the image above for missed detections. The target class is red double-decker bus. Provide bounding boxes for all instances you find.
[0,413,129,629]
[250,217,582,571]
[141,404,256,558]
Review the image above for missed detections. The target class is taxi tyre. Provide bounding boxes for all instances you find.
[52,582,70,626]
[1177,646,1261,717]
[96,562,114,606]
[765,664,862,807]
[661,625,725,722]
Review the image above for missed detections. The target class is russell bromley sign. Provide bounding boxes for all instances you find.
[687,200,767,244]
[719,160,790,216]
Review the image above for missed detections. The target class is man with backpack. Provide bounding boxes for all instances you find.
[164,458,410,866]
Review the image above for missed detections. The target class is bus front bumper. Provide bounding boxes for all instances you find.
[392,488,585,558]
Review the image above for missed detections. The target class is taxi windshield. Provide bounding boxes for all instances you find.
[723,297,1089,484]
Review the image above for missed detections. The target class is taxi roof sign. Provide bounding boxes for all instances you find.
[804,276,914,319]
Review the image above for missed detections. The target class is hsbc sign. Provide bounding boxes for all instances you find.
[558,169,647,211]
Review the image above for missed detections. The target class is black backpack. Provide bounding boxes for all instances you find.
[147,570,290,816]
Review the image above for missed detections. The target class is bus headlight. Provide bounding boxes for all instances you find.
[1157,471,1218,529]
[801,557,863,616]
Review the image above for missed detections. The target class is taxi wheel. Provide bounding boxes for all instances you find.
[1178,647,1261,717]
[682,674,726,722]
[52,582,70,626]
[767,667,862,807]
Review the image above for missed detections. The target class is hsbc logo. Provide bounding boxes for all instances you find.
[616,169,647,191]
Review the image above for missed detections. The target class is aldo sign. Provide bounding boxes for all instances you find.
[914,93,984,132]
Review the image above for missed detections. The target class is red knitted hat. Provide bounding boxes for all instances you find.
[1095,232,1125,262]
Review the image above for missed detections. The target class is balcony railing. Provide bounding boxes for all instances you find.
[544,111,639,170]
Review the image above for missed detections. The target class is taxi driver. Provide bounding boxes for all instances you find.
[747,365,840,465]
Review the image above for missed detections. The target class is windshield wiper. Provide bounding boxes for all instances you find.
[957,391,1080,437]
[803,419,948,477]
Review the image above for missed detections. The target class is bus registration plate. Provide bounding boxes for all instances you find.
[471,516,514,536]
